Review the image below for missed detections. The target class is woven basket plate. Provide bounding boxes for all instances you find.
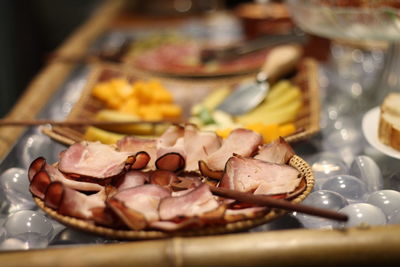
[42,58,320,146]
[34,155,314,240]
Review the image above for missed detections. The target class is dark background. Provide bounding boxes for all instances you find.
[0,0,257,118]
[0,0,102,117]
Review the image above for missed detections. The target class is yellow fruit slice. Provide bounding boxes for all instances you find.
[84,126,126,144]
[95,110,157,135]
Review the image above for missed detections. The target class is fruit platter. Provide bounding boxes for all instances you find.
[42,57,319,147]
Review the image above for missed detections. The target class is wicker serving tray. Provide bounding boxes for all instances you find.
[42,58,320,146]
[34,155,314,240]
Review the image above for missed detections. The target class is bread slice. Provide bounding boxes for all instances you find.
[378,93,400,150]
[381,93,400,117]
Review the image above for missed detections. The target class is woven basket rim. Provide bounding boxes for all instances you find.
[34,155,314,240]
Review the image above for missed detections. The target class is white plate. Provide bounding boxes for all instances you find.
[362,106,400,159]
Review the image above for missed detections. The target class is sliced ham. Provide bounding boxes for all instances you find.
[30,171,52,199]
[151,206,226,231]
[170,175,203,191]
[205,128,263,171]
[155,152,185,172]
[28,157,46,181]
[131,151,151,170]
[156,125,186,159]
[171,188,195,197]
[59,188,106,220]
[44,181,107,221]
[132,42,270,76]
[27,126,308,232]
[45,163,103,192]
[58,142,135,179]
[149,170,179,188]
[253,179,302,195]
[29,158,103,199]
[44,182,63,210]
[133,43,200,73]
[254,137,295,164]
[219,155,301,195]
[117,137,157,168]
[224,207,267,222]
[159,184,220,221]
[198,160,224,180]
[106,198,147,230]
[116,170,148,191]
[108,184,171,229]
[183,124,221,171]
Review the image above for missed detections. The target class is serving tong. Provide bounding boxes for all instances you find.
[217,44,303,115]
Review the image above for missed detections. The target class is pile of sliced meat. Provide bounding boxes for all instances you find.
[132,42,270,76]
[28,125,303,232]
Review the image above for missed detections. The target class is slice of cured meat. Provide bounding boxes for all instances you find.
[28,157,46,181]
[254,137,295,164]
[159,184,221,221]
[58,142,135,179]
[44,182,107,221]
[149,170,179,188]
[156,125,186,159]
[155,152,185,172]
[117,136,157,168]
[253,179,302,196]
[115,170,148,191]
[108,184,170,230]
[224,207,267,222]
[132,42,200,74]
[45,163,103,192]
[106,198,147,230]
[170,175,203,191]
[219,155,301,195]
[150,206,226,231]
[29,158,103,199]
[198,160,224,180]
[131,42,270,76]
[205,128,263,171]
[183,124,221,171]
[131,151,151,170]
[30,170,52,199]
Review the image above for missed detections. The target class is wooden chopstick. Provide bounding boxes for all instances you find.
[210,186,348,222]
[47,38,131,65]
[0,119,175,127]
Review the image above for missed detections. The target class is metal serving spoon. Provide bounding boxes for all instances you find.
[216,44,303,116]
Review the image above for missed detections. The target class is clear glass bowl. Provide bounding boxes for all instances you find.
[286,0,400,41]
[286,0,400,109]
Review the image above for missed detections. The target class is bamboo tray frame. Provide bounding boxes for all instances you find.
[2,0,400,265]
[42,58,320,146]
[33,155,314,240]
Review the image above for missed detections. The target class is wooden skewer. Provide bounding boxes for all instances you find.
[0,119,175,127]
[47,37,132,65]
[210,186,348,222]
